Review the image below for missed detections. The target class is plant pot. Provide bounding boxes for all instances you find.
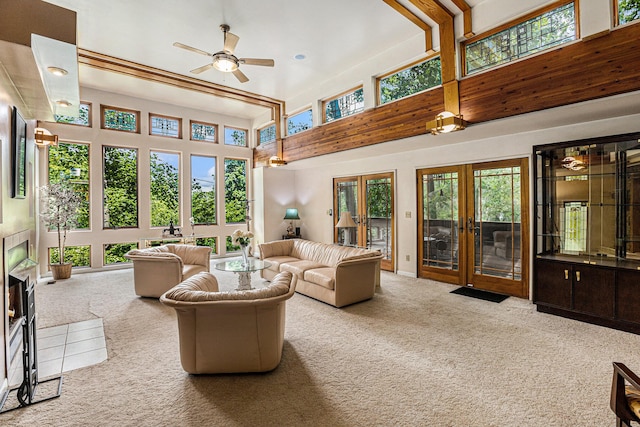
[50,262,73,280]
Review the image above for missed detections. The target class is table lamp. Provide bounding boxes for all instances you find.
[335,212,357,246]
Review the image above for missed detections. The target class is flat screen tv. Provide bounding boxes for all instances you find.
[11,106,27,198]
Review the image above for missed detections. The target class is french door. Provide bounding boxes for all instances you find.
[417,158,529,298]
[334,173,394,271]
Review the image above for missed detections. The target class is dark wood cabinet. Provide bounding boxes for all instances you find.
[534,133,640,334]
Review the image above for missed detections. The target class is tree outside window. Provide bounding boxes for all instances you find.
[619,0,640,24]
[103,146,138,228]
[150,151,180,227]
[48,142,90,229]
[191,155,216,224]
[224,158,247,224]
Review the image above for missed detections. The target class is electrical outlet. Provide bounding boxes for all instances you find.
[405,211,411,218]
[405,255,410,261]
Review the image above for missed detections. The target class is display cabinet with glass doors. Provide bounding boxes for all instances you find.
[534,132,640,334]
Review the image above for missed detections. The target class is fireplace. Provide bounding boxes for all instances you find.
[4,231,35,369]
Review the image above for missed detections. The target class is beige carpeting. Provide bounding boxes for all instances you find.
[2,266,639,426]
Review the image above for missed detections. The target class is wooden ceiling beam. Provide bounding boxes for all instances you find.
[449,0,474,38]
[382,0,435,54]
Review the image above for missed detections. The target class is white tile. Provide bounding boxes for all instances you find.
[66,326,104,344]
[64,337,106,357]
[68,318,103,332]
[38,358,64,378]
[62,348,108,372]
[38,334,67,350]
[38,344,65,362]
[37,324,69,338]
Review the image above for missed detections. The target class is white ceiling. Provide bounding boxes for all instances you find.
[42,0,490,120]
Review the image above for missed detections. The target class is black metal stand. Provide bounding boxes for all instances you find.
[0,280,62,414]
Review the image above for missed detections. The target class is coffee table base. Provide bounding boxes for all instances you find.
[236,271,253,291]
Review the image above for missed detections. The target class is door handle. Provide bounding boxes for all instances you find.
[564,269,569,280]
[467,217,474,233]
[575,271,581,282]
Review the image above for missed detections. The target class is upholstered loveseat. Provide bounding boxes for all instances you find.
[258,239,382,307]
[160,271,297,374]
[125,244,211,298]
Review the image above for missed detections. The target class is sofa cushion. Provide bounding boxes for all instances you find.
[280,260,326,276]
[263,255,300,272]
[627,385,640,419]
[290,240,373,268]
[303,267,335,290]
[182,264,208,279]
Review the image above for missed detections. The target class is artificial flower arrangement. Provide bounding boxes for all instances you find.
[232,229,254,246]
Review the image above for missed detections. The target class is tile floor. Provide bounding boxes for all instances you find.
[9,318,108,386]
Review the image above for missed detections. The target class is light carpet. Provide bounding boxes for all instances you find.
[3,266,639,426]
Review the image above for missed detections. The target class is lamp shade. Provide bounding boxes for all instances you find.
[283,208,300,220]
[335,212,357,228]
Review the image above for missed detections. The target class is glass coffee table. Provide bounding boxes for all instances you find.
[213,258,272,291]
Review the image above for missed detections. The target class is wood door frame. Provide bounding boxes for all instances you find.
[333,172,395,271]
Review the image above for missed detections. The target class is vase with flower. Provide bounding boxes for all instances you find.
[232,229,254,266]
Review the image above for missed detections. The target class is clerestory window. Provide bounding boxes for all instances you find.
[323,87,364,123]
[378,57,441,105]
[617,0,640,25]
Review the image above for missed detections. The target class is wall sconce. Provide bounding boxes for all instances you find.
[35,127,58,147]
[426,111,467,135]
[269,155,286,167]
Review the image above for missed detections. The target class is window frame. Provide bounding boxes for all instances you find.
[149,112,182,139]
[100,104,141,133]
[376,55,441,106]
[102,145,139,229]
[223,157,249,224]
[285,107,313,136]
[149,150,181,228]
[614,0,640,26]
[224,126,249,147]
[461,0,579,77]
[257,122,277,145]
[189,120,218,143]
[190,154,217,225]
[322,86,364,124]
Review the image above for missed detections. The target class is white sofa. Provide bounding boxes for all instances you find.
[258,239,382,307]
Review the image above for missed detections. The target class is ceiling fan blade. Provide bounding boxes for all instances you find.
[240,58,275,67]
[224,31,240,54]
[190,63,215,74]
[173,42,212,57]
[232,68,249,83]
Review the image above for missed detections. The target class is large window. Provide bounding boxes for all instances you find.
[617,0,640,25]
[224,158,247,224]
[150,151,180,227]
[286,108,312,135]
[191,155,216,225]
[49,245,91,268]
[48,142,90,229]
[224,126,248,146]
[323,87,364,123]
[104,242,138,265]
[378,58,441,105]
[103,146,138,228]
[463,1,576,75]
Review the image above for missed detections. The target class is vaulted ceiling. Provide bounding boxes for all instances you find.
[43,0,491,120]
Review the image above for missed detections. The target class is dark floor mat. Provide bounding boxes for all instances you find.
[450,287,509,303]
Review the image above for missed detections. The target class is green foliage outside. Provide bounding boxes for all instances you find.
[54,103,91,126]
[104,242,138,265]
[474,168,521,223]
[225,159,247,223]
[49,246,90,267]
[619,0,640,23]
[366,178,391,218]
[196,237,217,254]
[48,142,90,229]
[103,146,138,228]
[225,128,247,146]
[191,156,216,224]
[425,174,458,221]
[150,152,179,227]
[103,108,137,132]
[380,58,442,104]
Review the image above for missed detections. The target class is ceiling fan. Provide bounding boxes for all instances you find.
[173,24,274,83]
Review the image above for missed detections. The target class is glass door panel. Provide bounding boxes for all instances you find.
[335,178,359,247]
[365,175,394,270]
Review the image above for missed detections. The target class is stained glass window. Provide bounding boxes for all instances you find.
[258,123,276,145]
[190,120,217,142]
[324,88,364,123]
[101,105,140,133]
[378,58,441,105]
[224,126,247,146]
[54,102,91,127]
[150,113,181,138]
[464,2,576,75]
[287,108,312,135]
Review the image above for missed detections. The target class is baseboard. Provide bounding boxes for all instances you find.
[396,270,417,278]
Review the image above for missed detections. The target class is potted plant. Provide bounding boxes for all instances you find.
[40,182,83,280]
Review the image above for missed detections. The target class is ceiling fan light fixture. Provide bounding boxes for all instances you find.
[213,54,239,72]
